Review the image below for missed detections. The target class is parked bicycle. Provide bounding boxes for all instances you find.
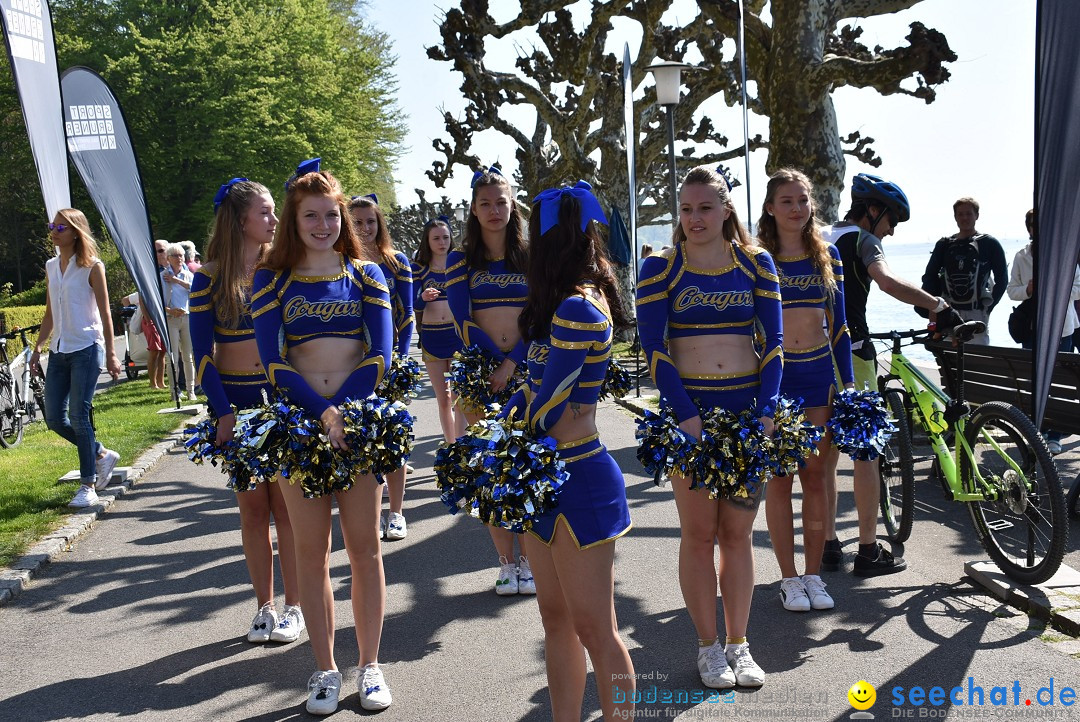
[869,321,1066,584]
[0,324,46,448]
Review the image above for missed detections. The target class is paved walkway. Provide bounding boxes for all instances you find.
[1,384,1079,721]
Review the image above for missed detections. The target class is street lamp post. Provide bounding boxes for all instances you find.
[453,202,467,240]
[645,60,692,230]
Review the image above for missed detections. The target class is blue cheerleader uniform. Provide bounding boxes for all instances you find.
[774,245,855,407]
[502,287,631,548]
[380,251,414,356]
[636,241,783,506]
[412,261,463,362]
[444,250,529,366]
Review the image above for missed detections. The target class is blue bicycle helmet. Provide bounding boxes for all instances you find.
[851,173,910,224]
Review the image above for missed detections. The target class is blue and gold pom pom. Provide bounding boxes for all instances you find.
[598,359,633,401]
[634,408,695,484]
[769,396,824,477]
[184,416,257,491]
[447,345,526,417]
[827,388,897,461]
[433,418,568,533]
[377,353,424,404]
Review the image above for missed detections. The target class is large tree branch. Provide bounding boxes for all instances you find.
[830,0,922,22]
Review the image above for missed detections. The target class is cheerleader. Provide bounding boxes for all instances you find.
[756,169,852,613]
[636,165,781,689]
[251,166,393,715]
[412,216,465,442]
[348,195,413,541]
[445,167,534,595]
[189,178,302,643]
[502,181,635,721]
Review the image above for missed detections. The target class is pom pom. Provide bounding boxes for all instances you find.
[634,408,694,484]
[447,345,526,417]
[433,418,568,533]
[377,353,424,404]
[768,396,824,477]
[598,359,633,401]
[339,396,415,476]
[184,416,256,491]
[827,388,897,461]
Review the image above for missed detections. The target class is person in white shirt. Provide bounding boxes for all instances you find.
[162,242,196,400]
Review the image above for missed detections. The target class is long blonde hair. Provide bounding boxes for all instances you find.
[755,168,835,292]
[56,208,100,268]
[205,180,270,327]
[672,166,754,251]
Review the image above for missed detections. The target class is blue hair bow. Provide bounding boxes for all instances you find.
[351,193,378,205]
[285,157,321,190]
[532,180,608,235]
[470,166,503,188]
[213,177,248,212]
[437,215,450,224]
[716,165,735,191]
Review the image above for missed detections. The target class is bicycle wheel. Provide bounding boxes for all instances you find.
[962,401,1066,585]
[0,376,24,448]
[879,389,915,543]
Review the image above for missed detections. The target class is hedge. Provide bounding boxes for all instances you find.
[0,305,46,356]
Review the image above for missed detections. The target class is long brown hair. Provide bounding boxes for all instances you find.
[56,208,100,268]
[205,180,271,327]
[463,169,527,272]
[519,192,631,342]
[755,168,835,292]
[416,217,453,266]
[262,171,362,271]
[672,165,754,251]
[348,195,401,271]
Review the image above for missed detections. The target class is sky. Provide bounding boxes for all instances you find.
[364,0,1036,246]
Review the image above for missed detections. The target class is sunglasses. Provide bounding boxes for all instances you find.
[47,223,68,232]
[168,253,184,258]
[156,248,166,253]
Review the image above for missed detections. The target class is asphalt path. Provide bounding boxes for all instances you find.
[1,382,1078,721]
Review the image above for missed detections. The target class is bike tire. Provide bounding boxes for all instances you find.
[1067,471,1080,520]
[0,376,24,448]
[880,389,915,543]
[962,401,1066,585]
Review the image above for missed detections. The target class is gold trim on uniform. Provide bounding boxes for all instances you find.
[189,302,212,313]
[214,325,254,336]
[553,316,609,332]
[669,319,753,330]
[364,296,393,310]
[250,300,279,318]
[754,288,782,301]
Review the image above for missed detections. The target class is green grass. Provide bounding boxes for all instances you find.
[0,381,189,567]
[612,341,644,360]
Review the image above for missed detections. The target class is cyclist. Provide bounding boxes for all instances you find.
[821,174,963,576]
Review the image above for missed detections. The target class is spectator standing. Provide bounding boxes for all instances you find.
[637,243,653,275]
[162,242,196,400]
[180,240,202,273]
[921,197,1007,344]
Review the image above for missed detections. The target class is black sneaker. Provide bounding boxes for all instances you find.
[853,543,907,577]
[821,538,844,571]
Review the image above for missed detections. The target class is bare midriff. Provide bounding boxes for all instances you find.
[286,337,369,398]
[422,298,453,325]
[214,338,264,376]
[669,334,759,377]
[473,306,522,354]
[782,307,829,350]
[544,402,598,445]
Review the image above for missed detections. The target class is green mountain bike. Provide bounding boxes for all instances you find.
[869,321,1066,585]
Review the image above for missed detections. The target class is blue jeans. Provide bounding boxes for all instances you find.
[44,343,104,484]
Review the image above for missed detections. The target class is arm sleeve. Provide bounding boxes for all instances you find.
[988,238,1009,310]
[636,253,698,423]
[526,297,604,433]
[251,268,334,417]
[496,386,529,422]
[393,254,414,356]
[189,269,232,418]
[826,245,855,387]
[1007,249,1030,301]
[411,262,427,313]
[753,251,784,418]
[329,263,393,406]
[445,251,505,360]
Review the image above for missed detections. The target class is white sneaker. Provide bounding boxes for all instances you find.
[379,511,387,538]
[358,664,393,711]
[246,602,278,643]
[306,669,342,715]
[697,641,736,689]
[385,512,407,540]
[68,485,99,508]
[270,604,305,643]
[517,556,536,595]
[726,643,765,687]
[802,574,835,610]
[779,577,811,612]
[495,556,518,595]
[405,463,415,474]
[95,449,120,490]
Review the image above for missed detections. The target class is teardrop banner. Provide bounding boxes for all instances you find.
[60,65,171,358]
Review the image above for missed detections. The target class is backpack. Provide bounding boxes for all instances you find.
[938,236,986,308]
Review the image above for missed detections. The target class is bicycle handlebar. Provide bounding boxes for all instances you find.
[867,320,985,344]
[0,324,42,340]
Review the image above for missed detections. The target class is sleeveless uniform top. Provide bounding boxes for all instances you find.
[46,255,104,353]
[444,249,529,364]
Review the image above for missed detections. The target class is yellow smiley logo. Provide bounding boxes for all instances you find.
[848,680,876,710]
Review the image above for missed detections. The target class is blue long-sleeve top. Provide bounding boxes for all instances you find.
[380,251,414,356]
[499,287,612,433]
[189,265,260,418]
[773,243,854,386]
[250,255,392,417]
[412,261,448,313]
[636,241,783,422]
[444,249,528,366]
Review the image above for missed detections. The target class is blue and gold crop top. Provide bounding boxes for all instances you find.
[636,241,783,421]
[412,261,448,313]
[189,265,259,418]
[379,251,413,356]
[445,249,528,364]
[500,288,612,434]
[250,255,392,417]
[773,244,853,386]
